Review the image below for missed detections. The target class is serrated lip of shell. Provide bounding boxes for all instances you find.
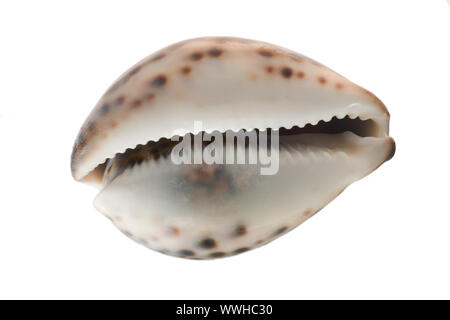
[71,107,390,182]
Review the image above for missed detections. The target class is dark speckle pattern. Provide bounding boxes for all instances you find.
[318,76,327,84]
[177,249,195,257]
[273,226,288,236]
[281,67,293,78]
[233,225,247,237]
[208,48,223,57]
[258,49,273,57]
[297,71,305,78]
[99,103,110,115]
[167,226,180,236]
[190,52,203,61]
[113,95,125,106]
[151,74,167,87]
[144,93,155,101]
[198,238,217,249]
[234,247,250,254]
[130,99,142,109]
[181,66,192,74]
[209,252,226,258]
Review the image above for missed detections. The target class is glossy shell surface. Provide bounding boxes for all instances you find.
[71,37,395,259]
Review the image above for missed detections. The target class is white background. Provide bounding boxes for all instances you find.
[0,1,449,299]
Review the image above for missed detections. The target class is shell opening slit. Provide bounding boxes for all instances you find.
[100,115,380,186]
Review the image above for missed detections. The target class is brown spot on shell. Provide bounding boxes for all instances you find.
[281,67,293,78]
[198,238,217,249]
[249,73,258,81]
[177,249,195,257]
[99,103,110,115]
[114,95,125,106]
[273,226,288,236]
[207,48,223,57]
[258,49,273,57]
[318,76,327,84]
[111,121,118,128]
[233,225,247,237]
[209,252,226,258]
[181,66,192,74]
[151,74,167,87]
[234,247,250,254]
[190,52,203,61]
[302,209,314,217]
[167,226,180,236]
[265,66,274,73]
[131,99,143,109]
[296,71,305,78]
[144,93,155,101]
[335,82,344,90]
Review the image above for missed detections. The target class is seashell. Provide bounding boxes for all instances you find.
[71,37,395,259]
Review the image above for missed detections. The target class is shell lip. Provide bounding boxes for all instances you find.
[72,112,393,187]
[71,102,392,183]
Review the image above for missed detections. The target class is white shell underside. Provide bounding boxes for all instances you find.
[94,132,392,259]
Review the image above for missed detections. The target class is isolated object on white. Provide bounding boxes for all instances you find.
[71,37,395,259]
